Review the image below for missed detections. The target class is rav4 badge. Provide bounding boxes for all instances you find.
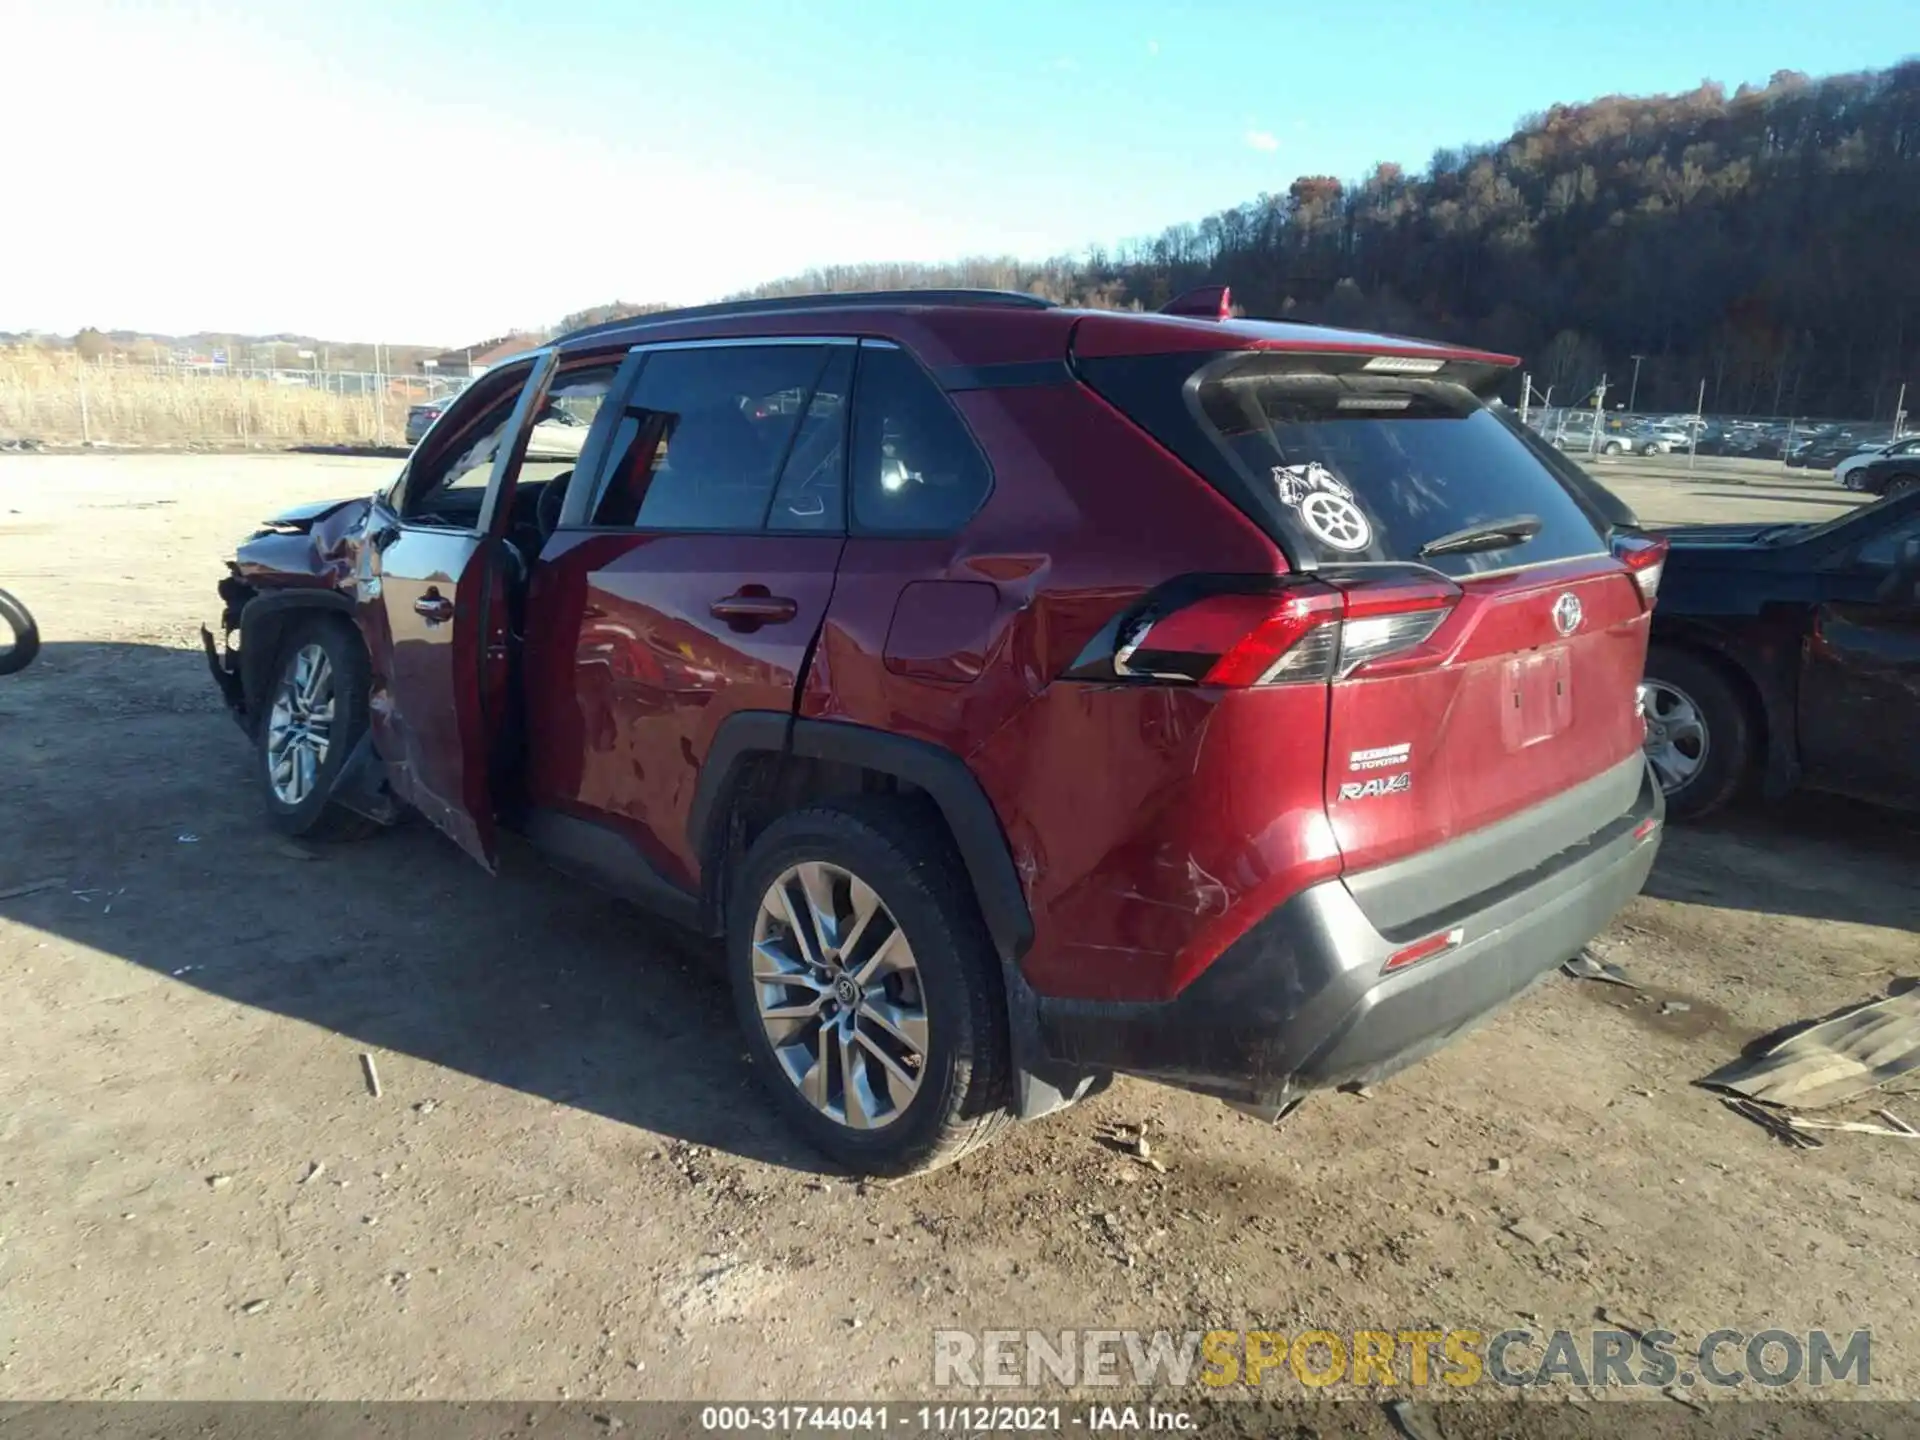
[1339,772,1412,801]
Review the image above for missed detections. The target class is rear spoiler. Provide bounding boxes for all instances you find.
[1162,285,1234,320]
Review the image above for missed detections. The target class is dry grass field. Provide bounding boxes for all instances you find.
[0,350,409,449]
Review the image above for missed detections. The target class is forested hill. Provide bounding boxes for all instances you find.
[725,63,1920,421]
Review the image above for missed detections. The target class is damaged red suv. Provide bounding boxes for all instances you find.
[204,289,1664,1174]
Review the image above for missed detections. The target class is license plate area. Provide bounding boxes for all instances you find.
[1502,647,1572,749]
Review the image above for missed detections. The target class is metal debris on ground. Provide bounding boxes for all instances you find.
[1701,987,1920,1109]
[239,1299,269,1316]
[360,1053,382,1098]
[176,833,199,844]
[1721,1098,1823,1150]
[1383,1397,1443,1440]
[0,878,64,902]
[1660,1000,1691,1015]
[299,1161,326,1184]
[1562,949,1638,988]
[1783,1115,1920,1139]
[1875,1108,1917,1135]
[1487,1156,1510,1173]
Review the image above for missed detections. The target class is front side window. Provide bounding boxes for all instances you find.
[850,344,991,534]
[398,361,536,526]
[590,345,832,531]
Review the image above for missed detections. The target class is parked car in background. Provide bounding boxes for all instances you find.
[200,288,1664,1174]
[1852,448,1920,499]
[404,388,470,445]
[1550,416,1631,454]
[1837,435,1920,489]
[1641,489,1920,818]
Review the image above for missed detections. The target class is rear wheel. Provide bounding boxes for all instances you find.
[257,616,376,841]
[1641,645,1754,820]
[1885,474,1920,499]
[1602,439,1626,455]
[727,798,1013,1176]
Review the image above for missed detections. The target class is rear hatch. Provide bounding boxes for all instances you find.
[1076,342,1654,901]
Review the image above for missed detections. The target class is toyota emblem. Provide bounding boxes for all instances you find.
[1551,592,1583,636]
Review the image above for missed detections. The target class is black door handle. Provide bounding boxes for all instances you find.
[711,591,798,626]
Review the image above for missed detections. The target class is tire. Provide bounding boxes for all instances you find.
[1603,440,1626,455]
[1641,645,1755,820]
[256,614,377,841]
[0,588,40,676]
[726,797,1014,1176]
[1884,474,1920,499]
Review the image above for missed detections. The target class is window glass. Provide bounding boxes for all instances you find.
[1079,352,1606,576]
[590,345,826,530]
[516,368,614,491]
[850,345,991,533]
[1856,512,1920,569]
[767,349,852,532]
[400,362,534,524]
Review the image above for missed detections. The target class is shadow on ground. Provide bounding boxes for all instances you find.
[5,641,1915,1186]
[1642,789,1920,933]
[0,640,831,1174]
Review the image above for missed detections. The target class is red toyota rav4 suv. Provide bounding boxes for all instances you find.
[204,289,1665,1174]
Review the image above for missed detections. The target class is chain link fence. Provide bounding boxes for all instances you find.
[0,350,472,450]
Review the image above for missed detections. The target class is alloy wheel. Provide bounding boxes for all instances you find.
[266,643,335,805]
[1640,679,1709,793]
[751,861,929,1130]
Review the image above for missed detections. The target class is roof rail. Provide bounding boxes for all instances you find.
[560,288,1053,343]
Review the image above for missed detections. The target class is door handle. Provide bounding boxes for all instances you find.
[711,590,799,626]
[413,592,455,624]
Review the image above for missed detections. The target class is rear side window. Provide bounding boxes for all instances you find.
[850,344,990,534]
[590,344,831,531]
[1080,351,1608,576]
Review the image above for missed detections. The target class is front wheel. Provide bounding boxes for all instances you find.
[727,799,1014,1176]
[257,616,376,840]
[1886,475,1920,500]
[1641,646,1755,820]
[0,589,40,676]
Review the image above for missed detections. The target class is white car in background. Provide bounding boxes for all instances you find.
[1836,435,1919,488]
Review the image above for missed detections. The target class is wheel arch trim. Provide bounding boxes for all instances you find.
[689,712,1034,966]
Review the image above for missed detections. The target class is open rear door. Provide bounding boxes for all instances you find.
[361,351,557,868]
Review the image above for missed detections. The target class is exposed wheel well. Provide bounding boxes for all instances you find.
[699,752,932,932]
[237,595,362,734]
[1648,633,1771,762]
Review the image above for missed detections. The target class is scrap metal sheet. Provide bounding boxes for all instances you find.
[1702,987,1920,1109]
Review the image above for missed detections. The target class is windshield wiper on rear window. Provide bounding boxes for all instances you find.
[1416,514,1543,559]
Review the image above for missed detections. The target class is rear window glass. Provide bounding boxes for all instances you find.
[1080,352,1607,576]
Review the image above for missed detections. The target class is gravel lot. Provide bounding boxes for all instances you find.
[2,453,1915,1415]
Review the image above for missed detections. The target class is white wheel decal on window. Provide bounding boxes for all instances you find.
[1299,491,1372,551]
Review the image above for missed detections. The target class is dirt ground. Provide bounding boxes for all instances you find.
[2,454,1916,1413]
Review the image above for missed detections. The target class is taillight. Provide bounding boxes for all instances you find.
[1083,574,1459,688]
[1613,533,1668,606]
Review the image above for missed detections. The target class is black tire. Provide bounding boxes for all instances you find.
[1602,440,1626,455]
[1884,473,1920,499]
[1642,644,1756,820]
[256,615,377,841]
[0,588,40,676]
[726,797,1014,1176]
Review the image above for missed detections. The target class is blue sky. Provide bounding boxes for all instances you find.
[2,0,1909,342]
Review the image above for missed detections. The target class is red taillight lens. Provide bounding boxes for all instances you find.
[1101,575,1459,688]
[1613,534,1668,606]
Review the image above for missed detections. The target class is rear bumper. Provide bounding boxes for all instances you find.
[1032,758,1663,1109]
